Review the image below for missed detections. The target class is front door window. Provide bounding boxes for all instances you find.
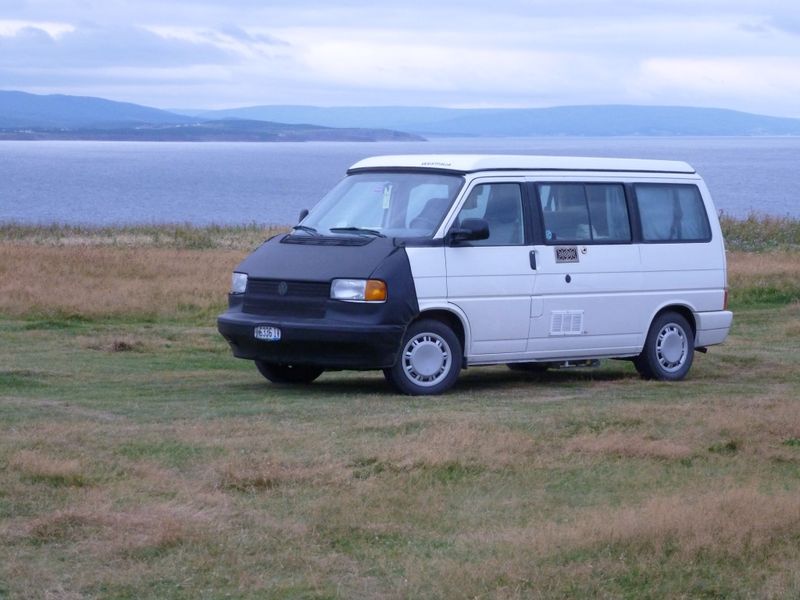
[456,183,524,245]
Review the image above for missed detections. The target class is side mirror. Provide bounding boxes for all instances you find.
[448,218,490,244]
[298,208,309,222]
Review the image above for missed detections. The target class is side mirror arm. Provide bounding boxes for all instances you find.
[447,218,490,245]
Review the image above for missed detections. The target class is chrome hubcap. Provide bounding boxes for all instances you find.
[402,333,451,387]
[656,323,687,372]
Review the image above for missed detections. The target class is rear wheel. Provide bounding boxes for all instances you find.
[634,311,694,381]
[384,319,462,395]
[254,361,324,384]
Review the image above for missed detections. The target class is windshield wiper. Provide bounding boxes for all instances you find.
[291,224,319,236]
[329,227,386,238]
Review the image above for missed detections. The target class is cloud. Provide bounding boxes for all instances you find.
[632,56,800,115]
[766,14,800,36]
[0,23,235,68]
[1,1,799,115]
[215,24,287,45]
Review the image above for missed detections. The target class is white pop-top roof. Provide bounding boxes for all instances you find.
[348,154,695,175]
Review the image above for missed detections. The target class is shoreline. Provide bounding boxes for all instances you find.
[1,214,798,252]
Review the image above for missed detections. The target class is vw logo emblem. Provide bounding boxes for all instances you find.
[277,281,289,296]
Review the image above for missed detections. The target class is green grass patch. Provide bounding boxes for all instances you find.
[350,456,389,480]
[18,470,88,488]
[721,213,800,252]
[708,439,740,455]
[422,462,486,484]
[0,221,286,250]
[2,215,797,252]
[729,282,800,308]
[0,369,50,392]
[116,440,223,469]
[1,257,800,598]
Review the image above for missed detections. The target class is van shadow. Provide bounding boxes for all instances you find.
[226,372,392,397]
[227,364,636,398]
[455,365,636,392]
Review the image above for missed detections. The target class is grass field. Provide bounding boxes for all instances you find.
[1,219,799,599]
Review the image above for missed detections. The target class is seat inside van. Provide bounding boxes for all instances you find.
[482,185,523,244]
[543,210,591,241]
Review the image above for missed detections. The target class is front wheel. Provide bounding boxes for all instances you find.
[384,319,462,395]
[634,311,694,381]
[255,361,324,384]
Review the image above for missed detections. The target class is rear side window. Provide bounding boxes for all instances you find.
[538,183,631,243]
[635,184,711,242]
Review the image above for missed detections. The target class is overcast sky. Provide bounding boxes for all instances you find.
[2,0,799,116]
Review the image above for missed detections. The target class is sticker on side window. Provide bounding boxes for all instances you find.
[382,184,392,209]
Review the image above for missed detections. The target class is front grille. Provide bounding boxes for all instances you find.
[243,278,329,318]
[247,279,330,298]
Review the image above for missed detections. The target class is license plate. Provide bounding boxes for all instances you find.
[254,325,282,341]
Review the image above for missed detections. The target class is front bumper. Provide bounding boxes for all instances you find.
[217,310,405,369]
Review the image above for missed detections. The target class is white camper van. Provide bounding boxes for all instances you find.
[218,155,733,395]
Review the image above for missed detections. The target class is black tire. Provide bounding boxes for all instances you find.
[507,362,550,373]
[634,311,694,381]
[254,361,323,384]
[384,319,462,395]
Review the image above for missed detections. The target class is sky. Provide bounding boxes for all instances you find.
[1,0,800,117]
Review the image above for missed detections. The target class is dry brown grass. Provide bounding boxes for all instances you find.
[0,244,246,318]
[213,455,347,492]
[556,391,800,464]
[727,250,800,280]
[1,233,799,597]
[566,432,693,460]
[9,450,88,487]
[442,484,800,598]
[4,387,800,598]
[456,484,800,557]
[0,244,793,321]
[10,499,214,560]
[376,421,538,469]
[727,250,800,306]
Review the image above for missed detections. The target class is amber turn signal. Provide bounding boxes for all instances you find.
[364,280,387,302]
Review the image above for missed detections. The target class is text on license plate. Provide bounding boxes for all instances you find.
[254,325,282,341]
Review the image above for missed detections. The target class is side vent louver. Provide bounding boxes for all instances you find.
[550,310,584,336]
[555,246,579,263]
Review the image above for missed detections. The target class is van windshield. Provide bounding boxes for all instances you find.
[300,172,464,239]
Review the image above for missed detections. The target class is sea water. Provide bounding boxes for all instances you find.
[1,137,798,225]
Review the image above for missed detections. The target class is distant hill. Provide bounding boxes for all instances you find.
[187,104,800,136]
[0,91,422,141]
[0,90,189,128]
[0,118,424,142]
[185,105,460,132]
[6,90,800,138]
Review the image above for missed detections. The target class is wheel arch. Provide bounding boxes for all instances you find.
[650,303,697,337]
[414,307,469,366]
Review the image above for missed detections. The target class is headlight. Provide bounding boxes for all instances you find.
[330,279,387,302]
[231,272,248,294]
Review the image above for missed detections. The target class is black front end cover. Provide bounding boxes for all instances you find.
[217,234,419,369]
